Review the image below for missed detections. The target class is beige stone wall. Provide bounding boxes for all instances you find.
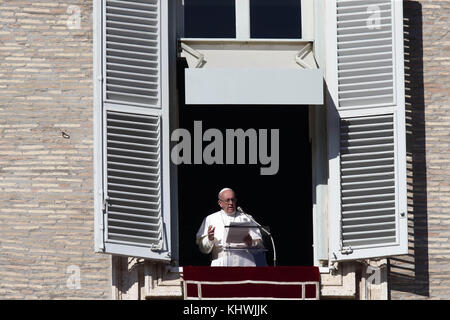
[0,1,111,299]
[388,0,450,300]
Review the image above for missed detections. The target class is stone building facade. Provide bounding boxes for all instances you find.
[0,0,110,299]
[0,0,448,300]
[388,0,450,300]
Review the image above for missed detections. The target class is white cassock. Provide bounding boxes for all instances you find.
[196,210,263,267]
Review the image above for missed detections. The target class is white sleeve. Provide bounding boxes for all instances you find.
[246,215,264,248]
[197,235,216,254]
[248,215,262,241]
[196,216,217,254]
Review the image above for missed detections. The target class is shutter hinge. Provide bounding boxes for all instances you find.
[341,246,353,255]
[102,197,110,214]
[150,243,163,252]
[150,223,164,252]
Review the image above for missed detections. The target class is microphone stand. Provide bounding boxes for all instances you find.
[237,207,277,267]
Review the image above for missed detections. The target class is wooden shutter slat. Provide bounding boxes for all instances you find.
[108,204,160,215]
[344,214,395,223]
[342,179,395,189]
[107,147,159,157]
[343,221,395,231]
[107,168,159,179]
[341,171,394,181]
[343,236,396,247]
[342,207,395,217]
[109,181,159,191]
[109,211,161,222]
[107,0,158,9]
[337,23,392,34]
[108,190,160,201]
[109,196,160,207]
[109,218,160,228]
[337,2,391,14]
[108,233,161,245]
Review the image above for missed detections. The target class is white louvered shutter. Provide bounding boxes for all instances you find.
[327,0,407,261]
[94,0,175,261]
[104,0,160,107]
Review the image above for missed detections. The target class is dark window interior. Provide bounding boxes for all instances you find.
[184,0,236,38]
[184,0,302,39]
[177,102,313,267]
[250,0,302,39]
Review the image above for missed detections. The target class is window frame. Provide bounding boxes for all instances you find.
[184,0,304,40]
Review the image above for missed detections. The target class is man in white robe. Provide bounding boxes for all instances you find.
[196,188,265,266]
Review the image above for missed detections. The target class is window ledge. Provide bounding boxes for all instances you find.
[163,264,357,299]
[180,38,315,44]
[179,38,323,105]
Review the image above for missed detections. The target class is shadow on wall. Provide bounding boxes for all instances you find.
[388,1,429,298]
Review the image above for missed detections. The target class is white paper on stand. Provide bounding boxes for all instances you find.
[224,221,259,245]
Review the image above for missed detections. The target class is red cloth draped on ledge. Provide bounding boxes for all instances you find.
[182,266,320,300]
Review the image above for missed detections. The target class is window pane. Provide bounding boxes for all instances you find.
[184,0,236,38]
[250,0,301,39]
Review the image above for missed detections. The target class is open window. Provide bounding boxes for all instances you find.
[93,0,409,269]
[178,0,313,267]
[176,105,314,267]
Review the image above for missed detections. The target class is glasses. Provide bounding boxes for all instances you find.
[219,198,236,204]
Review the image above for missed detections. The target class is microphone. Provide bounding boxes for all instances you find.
[237,207,277,266]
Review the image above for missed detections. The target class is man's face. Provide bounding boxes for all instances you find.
[218,190,237,214]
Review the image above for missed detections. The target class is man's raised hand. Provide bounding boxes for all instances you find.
[208,225,215,241]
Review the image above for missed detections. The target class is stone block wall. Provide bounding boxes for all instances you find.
[0,0,111,299]
[388,0,450,300]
